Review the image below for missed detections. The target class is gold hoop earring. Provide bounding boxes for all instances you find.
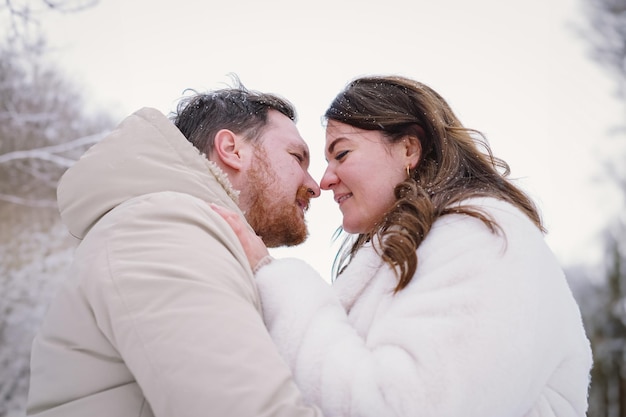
[406,165,411,179]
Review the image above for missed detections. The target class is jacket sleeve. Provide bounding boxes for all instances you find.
[254,201,591,417]
[84,192,322,417]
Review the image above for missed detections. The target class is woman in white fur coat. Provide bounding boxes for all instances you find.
[213,75,592,417]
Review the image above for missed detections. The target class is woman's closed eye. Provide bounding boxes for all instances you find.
[335,150,349,161]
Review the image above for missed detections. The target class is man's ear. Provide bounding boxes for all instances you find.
[213,129,243,170]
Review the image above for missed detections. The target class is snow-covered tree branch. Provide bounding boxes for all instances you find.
[2,0,99,47]
[0,133,105,166]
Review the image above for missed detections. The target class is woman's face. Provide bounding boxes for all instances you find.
[321,120,413,234]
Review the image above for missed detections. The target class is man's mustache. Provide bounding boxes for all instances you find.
[296,186,312,212]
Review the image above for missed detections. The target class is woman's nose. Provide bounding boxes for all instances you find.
[320,167,338,190]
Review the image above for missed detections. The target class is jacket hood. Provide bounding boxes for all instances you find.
[58,107,241,239]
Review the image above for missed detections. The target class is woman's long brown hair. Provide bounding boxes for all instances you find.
[325,75,544,292]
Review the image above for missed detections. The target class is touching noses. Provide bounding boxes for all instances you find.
[304,172,321,198]
[320,165,338,190]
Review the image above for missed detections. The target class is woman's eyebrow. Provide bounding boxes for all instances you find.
[327,137,347,155]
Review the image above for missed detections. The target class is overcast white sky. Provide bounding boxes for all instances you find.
[41,0,624,277]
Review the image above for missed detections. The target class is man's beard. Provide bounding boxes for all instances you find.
[245,152,310,248]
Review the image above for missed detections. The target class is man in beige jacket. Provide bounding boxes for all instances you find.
[26,83,323,417]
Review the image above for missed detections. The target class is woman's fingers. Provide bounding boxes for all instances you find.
[211,204,244,233]
[209,203,271,271]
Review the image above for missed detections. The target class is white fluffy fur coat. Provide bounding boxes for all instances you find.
[256,198,592,417]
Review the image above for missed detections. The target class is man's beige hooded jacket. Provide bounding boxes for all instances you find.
[27,108,321,417]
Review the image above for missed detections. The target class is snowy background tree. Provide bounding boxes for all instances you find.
[574,0,626,415]
[0,1,113,415]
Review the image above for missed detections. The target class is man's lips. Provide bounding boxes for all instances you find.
[295,186,312,213]
[296,198,310,212]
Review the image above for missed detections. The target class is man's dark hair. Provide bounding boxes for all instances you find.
[171,77,297,155]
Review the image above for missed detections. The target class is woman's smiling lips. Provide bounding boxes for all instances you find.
[335,193,353,205]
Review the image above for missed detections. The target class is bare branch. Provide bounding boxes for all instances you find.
[0,193,55,207]
[0,150,74,167]
[30,132,107,153]
[40,0,98,13]
[0,132,106,166]
[2,0,99,48]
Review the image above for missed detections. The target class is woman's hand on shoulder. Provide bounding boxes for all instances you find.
[210,204,271,273]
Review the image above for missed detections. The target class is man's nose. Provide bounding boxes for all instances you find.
[304,174,321,198]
